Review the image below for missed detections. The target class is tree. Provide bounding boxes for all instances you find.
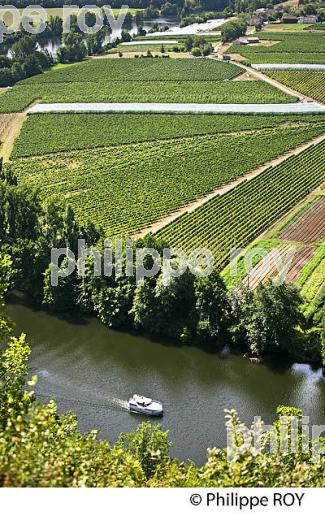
[11,35,37,61]
[195,271,229,342]
[192,46,202,56]
[230,281,303,356]
[117,422,172,479]
[86,27,106,56]
[221,19,247,43]
[57,32,87,63]
[132,267,197,340]
[304,4,317,15]
[161,2,178,16]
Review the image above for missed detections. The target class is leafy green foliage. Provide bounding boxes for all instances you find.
[230,281,303,356]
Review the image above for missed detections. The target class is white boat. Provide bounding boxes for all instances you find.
[128,394,163,417]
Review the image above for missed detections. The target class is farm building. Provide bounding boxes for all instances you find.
[298,15,318,24]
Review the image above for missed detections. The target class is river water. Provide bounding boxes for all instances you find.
[6,295,325,465]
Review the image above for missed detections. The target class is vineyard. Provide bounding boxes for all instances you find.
[8,125,323,236]
[20,58,241,84]
[239,53,325,65]
[0,80,296,114]
[156,140,325,270]
[12,113,325,158]
[229,32,325,65]
[266,71,325,104]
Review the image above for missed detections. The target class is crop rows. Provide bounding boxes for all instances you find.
[267,71,325,104]
[21,57,242,84]
[239,52,325,65]
[156,140,325,270]
[239,245,316,289]
[8,126,322,237]
[229,32,325,66]
[12,113,325,158]
[300,255,325,316]
[279,196,325,244]
[0,80,296,113]
[230,32,325,54]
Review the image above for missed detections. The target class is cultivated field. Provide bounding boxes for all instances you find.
[266,71,325,103]
[0,81,295,113]
[8,125,323,236]
[228,32,325,64]
[156,140,325,269]
[279,196,325,243]
[241,53,325,64]
[0,57,300,113]
[21,58,242,83]
[12,113,325,158]
[240,245,316,289]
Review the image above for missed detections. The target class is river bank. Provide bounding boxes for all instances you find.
[5,292,325,464]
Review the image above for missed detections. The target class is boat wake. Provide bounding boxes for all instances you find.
[33,369,129,411]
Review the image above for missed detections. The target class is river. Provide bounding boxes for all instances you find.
[6,294,325,465]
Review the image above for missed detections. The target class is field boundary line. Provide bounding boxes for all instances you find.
[133,132,325,238]
[231,61,310,102]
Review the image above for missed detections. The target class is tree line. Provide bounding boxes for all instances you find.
[0,168,323,363]
[0,270,324,486]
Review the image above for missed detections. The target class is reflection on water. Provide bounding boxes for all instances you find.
[291,363,324,382]
[6,296,325,464]
[3,18,179,58]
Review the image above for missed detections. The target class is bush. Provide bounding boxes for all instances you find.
[192,47,202,57]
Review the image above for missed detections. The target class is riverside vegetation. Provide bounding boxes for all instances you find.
[0,168,323,364]
[1,258,325,486]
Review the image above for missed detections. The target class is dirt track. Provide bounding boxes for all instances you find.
[231,61,307,101]
[134,132,325,238]
[1,113,27,162]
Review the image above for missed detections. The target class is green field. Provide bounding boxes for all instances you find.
[20,58,241,83]
[229,31,325,64]
[8,124,324,236]
[0,80,296,113]
[0,57,298,113]
[299,252,325,316]
[267,71,325,104]
[156,140,325,269]
[240,52,325,64]
[12,113,325,158]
